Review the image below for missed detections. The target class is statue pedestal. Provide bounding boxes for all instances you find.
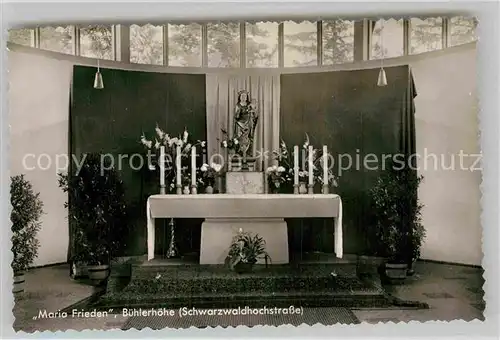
[228,158,257,172]
[225,171,265,194]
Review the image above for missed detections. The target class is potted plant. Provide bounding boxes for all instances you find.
[407,212,426,276]
[10,175,44,295]
[370,161,424,284]
[58,153,129,285]
[225,229,271,273]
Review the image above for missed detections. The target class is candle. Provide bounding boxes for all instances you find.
[323,145,328,187]
[308,145,313,186]
[159,146,165,187]
[294,145,299,186]
[191,146,196,186]
[176,145,181,188]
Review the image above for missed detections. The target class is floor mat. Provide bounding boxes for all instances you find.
[121,307,360,329]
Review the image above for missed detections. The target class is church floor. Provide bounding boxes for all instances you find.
[11,260,484,333]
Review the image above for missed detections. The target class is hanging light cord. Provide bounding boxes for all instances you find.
[380,20,385,67]
[97,59,100,73]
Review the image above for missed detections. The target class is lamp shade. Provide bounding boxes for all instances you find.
[377,68,387,87]
[94,71,104,89]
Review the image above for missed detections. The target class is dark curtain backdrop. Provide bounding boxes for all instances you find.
[280,65,416,256]
[69,66,206,259]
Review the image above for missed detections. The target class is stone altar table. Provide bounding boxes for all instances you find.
[147,194,343,264]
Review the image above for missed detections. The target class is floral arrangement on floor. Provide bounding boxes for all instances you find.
[140,124,206,192]
[225,229,271,273]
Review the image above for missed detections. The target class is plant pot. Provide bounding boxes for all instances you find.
[70,261,87,279]
[269,185,280,194]
[183,186,190,194]
[87,264,110,284]
[380,262,408,284]
[407,258,417,276]
[205,185,214,194]
[13,271,25,295]
[356,255,377,278]
[233,261,255,274]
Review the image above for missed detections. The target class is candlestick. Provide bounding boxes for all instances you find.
[176,145,182,194]
[308,145,313,187]
[166,218,179,258]
[159,146,165,193]
[308,145,314,194]
[191,146,197,194]
[323,145,329,194]
[293,145,299,194]
[191,146,196,185]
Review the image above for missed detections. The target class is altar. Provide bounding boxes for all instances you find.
[147,194,343,264]
[143,88,343,264]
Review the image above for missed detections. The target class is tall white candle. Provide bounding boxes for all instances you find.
[159,146,165,187]
[176,145,181,187]
[294,145,299,186]
[191,146,196,186]
[323,145,328,186]
[308,145,313,186]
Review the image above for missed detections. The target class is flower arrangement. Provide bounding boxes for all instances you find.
[220,128,240,154]
[199,163,223,188]
[140,124,206,192]
[269,135,339,189]
[301,133,339,188]
[166,166,191,191]
[225,229,271,273]
[266,165,291,191]
[265,139,293,191]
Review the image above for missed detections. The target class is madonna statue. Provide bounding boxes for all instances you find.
[233,90,258,165]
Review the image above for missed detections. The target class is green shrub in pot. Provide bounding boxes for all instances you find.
[58,153,129,284]
[10,175,44,294]
[369,160,425,283]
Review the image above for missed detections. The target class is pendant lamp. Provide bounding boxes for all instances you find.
[377,20,388,87]
[94,60,104,89]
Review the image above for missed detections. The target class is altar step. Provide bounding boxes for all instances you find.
[97,289,392,310]
[92,262,396,310]
[126,263,362,294]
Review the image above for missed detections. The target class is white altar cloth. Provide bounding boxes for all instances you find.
[146,194,343,261]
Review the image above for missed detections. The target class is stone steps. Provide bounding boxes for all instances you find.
[89,262,396,310]
[126,263,361,294]
[97,289,390,310]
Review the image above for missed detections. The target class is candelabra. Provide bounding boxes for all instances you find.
[166,218,179,258]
